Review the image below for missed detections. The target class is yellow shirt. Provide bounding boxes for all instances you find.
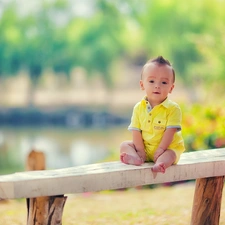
[128,97,185,161]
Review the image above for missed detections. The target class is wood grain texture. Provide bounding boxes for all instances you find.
[191,176,224,225]
[26,150,67,225]
[27,195,67,225]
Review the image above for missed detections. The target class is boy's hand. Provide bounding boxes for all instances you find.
[136,149,146,163]
[154,147,165,162]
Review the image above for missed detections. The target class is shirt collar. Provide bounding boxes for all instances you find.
[161,98,170,108]
[141,96,170,112]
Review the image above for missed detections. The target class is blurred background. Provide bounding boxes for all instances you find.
[0,0,225,174]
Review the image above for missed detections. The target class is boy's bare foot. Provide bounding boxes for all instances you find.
[152,162,166,173]
[120,153,143,166]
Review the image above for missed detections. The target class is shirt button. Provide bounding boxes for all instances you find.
[148,120,150,123]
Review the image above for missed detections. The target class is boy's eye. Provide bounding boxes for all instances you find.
[149,80,154,83]
[162,81,167,84]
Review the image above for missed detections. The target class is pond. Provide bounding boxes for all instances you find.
[0,125,131,174]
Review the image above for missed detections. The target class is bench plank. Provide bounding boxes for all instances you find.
[0,148,225,199]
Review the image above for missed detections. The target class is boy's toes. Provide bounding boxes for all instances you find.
[120,153,142,166]
[151,163,166,173]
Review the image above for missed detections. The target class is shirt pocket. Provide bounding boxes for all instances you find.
[153,118,166,134]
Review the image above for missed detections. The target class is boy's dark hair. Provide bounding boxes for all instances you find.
[150,56,171,66]
[142,56,175,82]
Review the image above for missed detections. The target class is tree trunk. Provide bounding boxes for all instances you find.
[191,176,224,225]
[26,149,67,225]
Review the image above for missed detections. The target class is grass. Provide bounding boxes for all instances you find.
[0,182,225,225]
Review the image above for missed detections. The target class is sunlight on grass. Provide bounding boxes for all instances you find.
[0,183,225,225]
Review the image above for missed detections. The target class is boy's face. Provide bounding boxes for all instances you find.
[140,63,174,107]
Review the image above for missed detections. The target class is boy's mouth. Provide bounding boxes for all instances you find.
[153,91,160,94]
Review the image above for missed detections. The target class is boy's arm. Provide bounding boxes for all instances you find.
[154,128,177,162]
[132,130,146,162]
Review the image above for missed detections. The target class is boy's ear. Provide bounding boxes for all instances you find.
[140,80,144,90]
[169,84,175,93]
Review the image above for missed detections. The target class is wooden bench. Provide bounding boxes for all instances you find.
[0,148,225,225]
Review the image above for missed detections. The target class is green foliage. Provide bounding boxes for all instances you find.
[123,0,225,95]
[0,5,23,75]
[0,0,225,102]
[0,0,125,89]
[182,103,225,151]
[74,0,124,87]
[0,145,23,174]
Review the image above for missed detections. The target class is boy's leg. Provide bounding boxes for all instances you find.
[120,141,143,166]
[152,149,176,173]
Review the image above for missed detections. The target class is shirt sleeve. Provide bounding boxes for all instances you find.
[166,105,182,131]
[128,103,141,132]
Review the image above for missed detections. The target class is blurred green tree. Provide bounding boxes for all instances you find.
[190,0,225,100]
[0,5,22,77]
[73,0,124,88]
[125,0,225,101]
[0,0,225,105]
[0,0,125,105]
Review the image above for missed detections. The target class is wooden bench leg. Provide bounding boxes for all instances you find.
[25,150,67,224]
[27,195,67,225]
[191,176,224,225]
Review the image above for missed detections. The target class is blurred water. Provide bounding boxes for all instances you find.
[0,126,129,174]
